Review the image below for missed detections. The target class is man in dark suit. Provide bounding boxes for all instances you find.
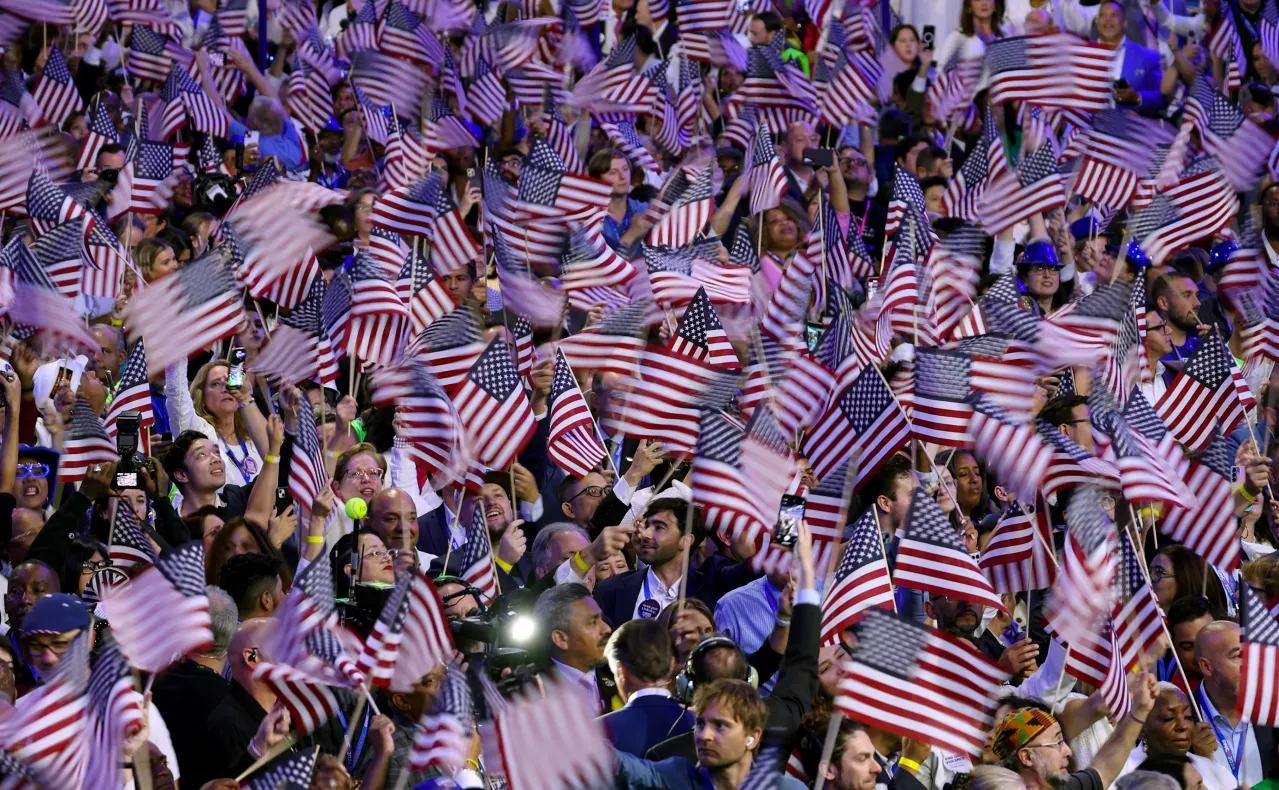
[601,619,694,757]
[593,496,759,627]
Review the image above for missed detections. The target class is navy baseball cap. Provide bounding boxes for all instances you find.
[19,594,90,637]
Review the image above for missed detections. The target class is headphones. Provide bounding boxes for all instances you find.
[674,635,759,704]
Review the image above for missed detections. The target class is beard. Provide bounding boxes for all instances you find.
[1168,308,1200,333]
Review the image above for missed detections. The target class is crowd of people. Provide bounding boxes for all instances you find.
[0,0,1278,787]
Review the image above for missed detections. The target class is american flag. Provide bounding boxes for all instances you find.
[985,32,1114,111]
[1045,486,1117,649]
[251,662,339,736]
[760,247,818,341]
[894,487,1005,612]
[398,248,453,335]
[650,166,714,248]
[820,507,895,644]
[559,224,638,312]
[977,141,1066,235]
[32,46,84,127]
[516,137,612,220]
[252,280,339,387]
[925,225,985,342]
[926,51,983,125]
[378,0,443,64]
[492,679,614,790]
[729,33,818,121]
[374,171,444,237]
[0,241,90,352]
[548,349,606,478]
[173,65,228,139]
[604,348,733,459]
[84,640,144,790]
[288,396,328,520]
[944,106,1010,222]
[1127,158,1238,265]
[1238,584,1279,726]
[978,503,1055,593]
[105,340,154,440]
[1054,621,1132,722]
[835,609,1007,757]
[885,163,932,243]
[460,506,498,603]
[748,121,787,216]
[1073,109,1163,210]
[1036,280,1133,369]
[1036,417,1120,497]
[336,0,378,57]
[803,365,910,487]
[670,287,740,370]
[1092,384,1196,507]
[1156,331,1247,452]
[58,397,117,484]
[76,96,119,173]
[156,67,188,141]
[693,409,773,551]
[409,665,473,774]
[2,632,91,789]
[216,0,247,36]
[415,308,485,392]
[26,165,90,231]
[125,250,245,376]
[355,568,455,689]
[816,46,881,128]
[1206,4,1246,91]
[645,246,753,309]
[262,550,364,690]
[466,58,506,127]
[555,298,651,378]
[571,35,657,116]
[245,746,318,790]
[966,395,1051,503]
[912,348,973,447]
[451,338,536,469]
[101,541,213,673]
[108,498,158,569]
[260,247,320,312]
[347,250,410,367]
[1110,529,1164,671]
[82,216,132,297]
[124,138,176,215]
[1182,77,1273,192]
[1159,432,1239,572]
[31,219,87,300]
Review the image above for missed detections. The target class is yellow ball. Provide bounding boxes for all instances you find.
[345,497,369,520]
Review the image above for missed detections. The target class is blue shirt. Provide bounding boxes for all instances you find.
[601,198,648,252]
[714,576,784,655]
[228,117,306,173]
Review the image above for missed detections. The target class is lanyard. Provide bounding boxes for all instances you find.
[335,704,371,771]
[854,203,871,238]
[642,571,676,602]
[1198,686,1247,779]
[221,435,254,479]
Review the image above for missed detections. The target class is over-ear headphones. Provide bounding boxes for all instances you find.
[674,635,759,703]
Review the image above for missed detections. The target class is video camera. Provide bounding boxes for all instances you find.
[438,577,541,699]
[113,411,156,489]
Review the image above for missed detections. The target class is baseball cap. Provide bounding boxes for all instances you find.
[19,594,91,637]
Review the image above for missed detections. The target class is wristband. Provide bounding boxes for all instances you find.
[1237,485,1258,503]
[1129,712,1146,725]
[774,616,791,628]
[898,759,922,772]
[494,556,513,574]
[264,454,279,464]
[306,536,324,544]
[571,550,591,573]
[466,759,481,771]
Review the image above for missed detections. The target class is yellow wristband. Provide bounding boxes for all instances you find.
[572,550,591,573]
[494,556,513,574]
[306,536,324,544]
[1237,485,1258,502]
[898,759,921,772]
[264,454,279,464]
[466,759,481,771]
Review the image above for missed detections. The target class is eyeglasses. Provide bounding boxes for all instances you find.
[568,485,613,503]
[363,547,393,562]
[80,559,112,573]
[16,463,50,479]
[1026,739,1068,750]
[344,468,385,481]
[24,637,76,656]
[1026,265,1060,274]
[1150,566,1175,581]
[1147,322,1172,336]
[1263,200,1279,209]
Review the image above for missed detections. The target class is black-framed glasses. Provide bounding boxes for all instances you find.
[568,485,613,503]
[16,463,50,479]
[80,559,112,573]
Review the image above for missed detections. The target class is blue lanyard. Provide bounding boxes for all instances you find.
[1198,687,1247,779]
[221,436,253,479]
[335,705,371,771]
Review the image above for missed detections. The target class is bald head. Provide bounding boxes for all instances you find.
[368,487,419,552]
[228,617,275,687]
[1194,620,1241,700]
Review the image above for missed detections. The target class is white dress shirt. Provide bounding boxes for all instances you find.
[552,658,603,713]
[1139,359,1168,405]
[1197,685,1265,788]
[632,567,682,620]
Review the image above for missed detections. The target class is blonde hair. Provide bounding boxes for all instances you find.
[190,359,248,441]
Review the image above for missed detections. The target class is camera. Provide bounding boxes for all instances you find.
[98,167,120,186]
[115,411,142,489]
[439,578,541,698]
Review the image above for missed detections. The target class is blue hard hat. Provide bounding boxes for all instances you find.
[1069,216,1099,239]
[1124,241,1151,268]
[1019,240,1062,268]
[1209,239,1239,272]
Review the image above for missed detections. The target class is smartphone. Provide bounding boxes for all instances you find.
[208,52,226,68]
[802,148,835,168]
[115,471,139,488]
[244,130,260,149]
[1114,78,1129,89]
[922,24,936,51]
[227,347,247,391]
[775,494,806,549]
[275,487,290,514]
[805,321,823,352]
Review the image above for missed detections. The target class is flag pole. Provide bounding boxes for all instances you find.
[1119,518,1202,719]
[234,733,298,782]
[675,495,696,608]
[813,710,846,790]
[480,505,504,595]
[565,354,620,479]
[868,504,898,614]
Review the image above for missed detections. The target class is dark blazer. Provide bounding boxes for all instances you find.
[593,554,759,627]
[601,694,695,757]
[645,599,821,762]
[1259,724,1276,779]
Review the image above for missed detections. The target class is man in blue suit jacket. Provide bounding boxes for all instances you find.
[599,619,694,757]
[1098,0,1165,117]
